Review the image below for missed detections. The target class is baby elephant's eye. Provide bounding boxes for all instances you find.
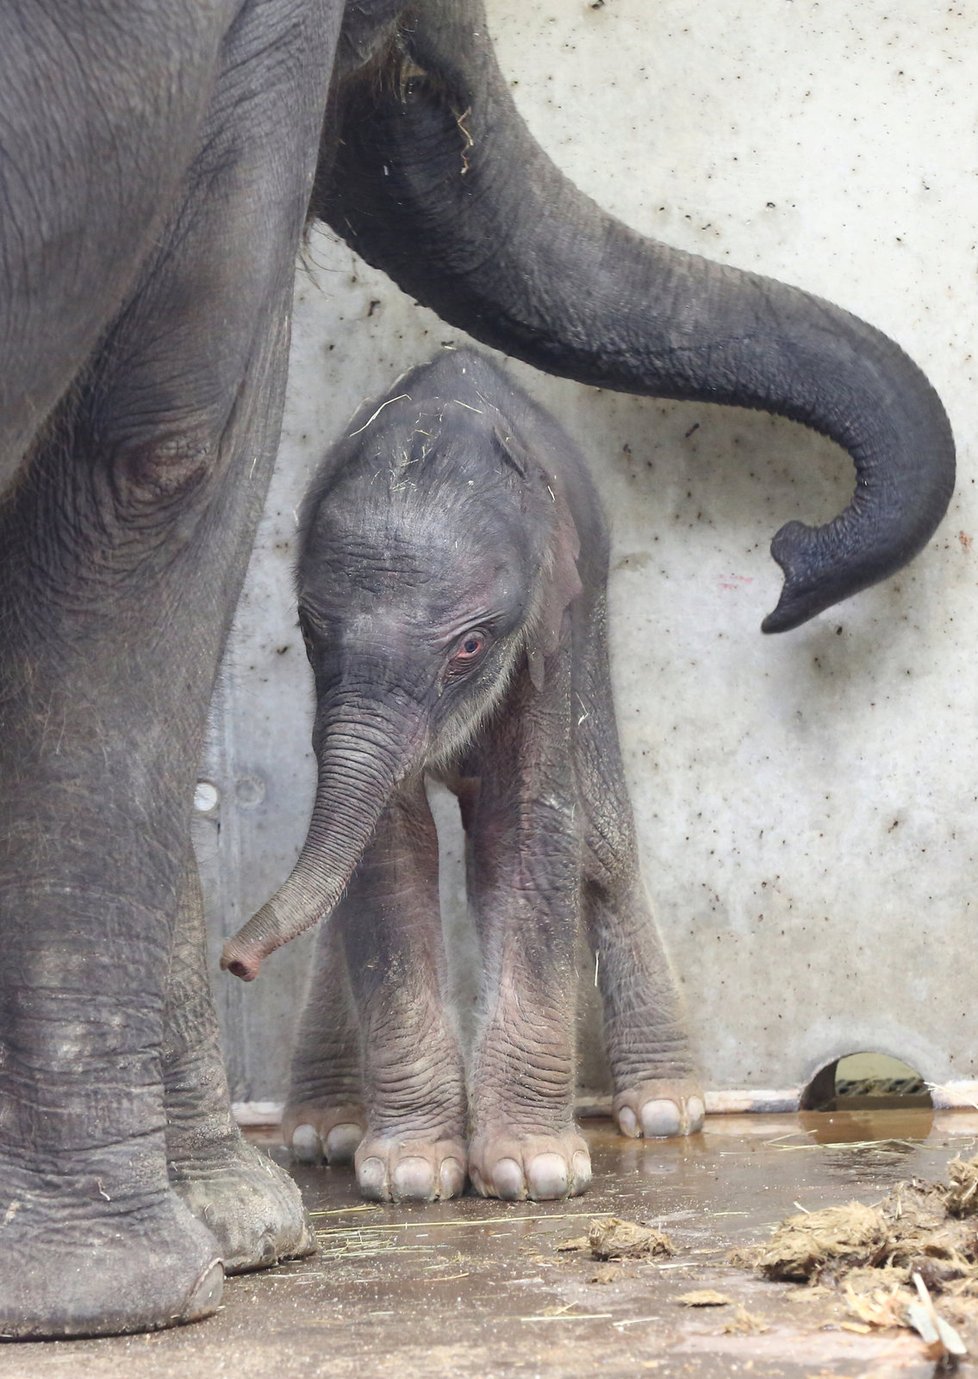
[446,628,489,678]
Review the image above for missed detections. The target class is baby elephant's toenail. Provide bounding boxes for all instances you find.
[641,1099,682,1138]
[290,1124,323,1162]
[358,1156,387,1199]
[491,1158,525,1201]
[526,1153,568,1200]
[686,1097,706,1133]
[572,1150,592,1188]
[325,1123,362,1163]
[392,1156,435,1200]
[617,1105,640,1138]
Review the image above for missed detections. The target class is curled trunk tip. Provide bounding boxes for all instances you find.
[220,713,413,980]
[220,894,314,982]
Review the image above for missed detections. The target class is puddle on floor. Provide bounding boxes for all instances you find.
[5,1110,976,1379]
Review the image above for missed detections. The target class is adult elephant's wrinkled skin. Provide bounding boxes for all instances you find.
[224,350,706,1205]
[0,0,954,1341]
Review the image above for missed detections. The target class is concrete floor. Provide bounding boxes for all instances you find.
[3,1109,976,1378]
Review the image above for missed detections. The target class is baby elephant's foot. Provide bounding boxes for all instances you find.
[468,1129,591,1202]
[613,1079,705,1139]
[354,1134,467,1203]
[170,1137,314,1274]
[283,1100,366,1166]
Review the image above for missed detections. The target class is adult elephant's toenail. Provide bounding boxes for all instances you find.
[296,1219,315,1256]
[439,1159,465,1199]
[183,1260,224,1321]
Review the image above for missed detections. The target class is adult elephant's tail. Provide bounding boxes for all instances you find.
[311,0,954,633]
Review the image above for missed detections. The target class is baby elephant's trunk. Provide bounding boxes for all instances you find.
[221,712,411,979]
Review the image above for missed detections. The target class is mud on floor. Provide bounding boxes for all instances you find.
[3,1109,978,1379]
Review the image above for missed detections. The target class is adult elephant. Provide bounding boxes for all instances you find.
[0,0,954,1342]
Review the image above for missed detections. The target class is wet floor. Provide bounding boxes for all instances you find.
[4,1109,977,1379]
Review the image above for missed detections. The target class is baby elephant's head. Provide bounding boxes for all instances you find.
[298,385,580,764]
[221,352,581,980]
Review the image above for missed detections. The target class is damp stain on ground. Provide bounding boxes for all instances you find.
[3,1109,977,1379]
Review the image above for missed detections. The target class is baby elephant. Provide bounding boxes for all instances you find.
[223,349,703,1202]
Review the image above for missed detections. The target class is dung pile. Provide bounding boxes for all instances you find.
[753,1200,893,1282]
[750,1163,978,1290]
[557,1216,676,1261]
[739,1154,978,1364]
[946,1155,978,1217]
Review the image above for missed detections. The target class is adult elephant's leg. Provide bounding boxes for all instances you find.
[0,488,226,1337]
[0,4,229,485]
[164,858,314,1271]
[464,669,591,1203]
[0,0,338,1338]
[283,921,366,1167]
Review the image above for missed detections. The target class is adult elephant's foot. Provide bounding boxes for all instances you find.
[168,1130,314,1274]
[613,1079,706,1139]
[162,859,314,1274]
[283,1099,366,1166]
[0,1175,222,1340]
[468,1127,592,1201]
[353,1132,467,1203]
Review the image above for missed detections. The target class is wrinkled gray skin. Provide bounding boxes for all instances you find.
[227,350,705,1204]
[0,0,954,1344]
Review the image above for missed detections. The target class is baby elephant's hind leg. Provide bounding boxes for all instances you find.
[576,620,704,1139]
[583,869,704,1139]
[283,922,365,1166]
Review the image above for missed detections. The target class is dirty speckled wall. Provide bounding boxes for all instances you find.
[195,0,978,1115]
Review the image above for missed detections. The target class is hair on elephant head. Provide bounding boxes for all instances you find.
[300,365,583,733]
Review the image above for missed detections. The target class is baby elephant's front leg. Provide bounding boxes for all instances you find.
[339,782,467,1203]
[463,688,591,1202]
[468,928,591,1202]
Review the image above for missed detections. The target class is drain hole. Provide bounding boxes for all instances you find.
[801,1052,932,1111]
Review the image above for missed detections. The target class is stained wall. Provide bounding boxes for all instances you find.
[195,0,978,1114]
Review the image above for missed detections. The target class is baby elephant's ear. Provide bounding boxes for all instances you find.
[526,475,583,693]
[491,423,582,692]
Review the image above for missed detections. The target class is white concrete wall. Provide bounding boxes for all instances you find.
[198,0,978,1112]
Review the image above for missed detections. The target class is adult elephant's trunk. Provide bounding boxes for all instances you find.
[221,698,424,980]
[313,0,955,633]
